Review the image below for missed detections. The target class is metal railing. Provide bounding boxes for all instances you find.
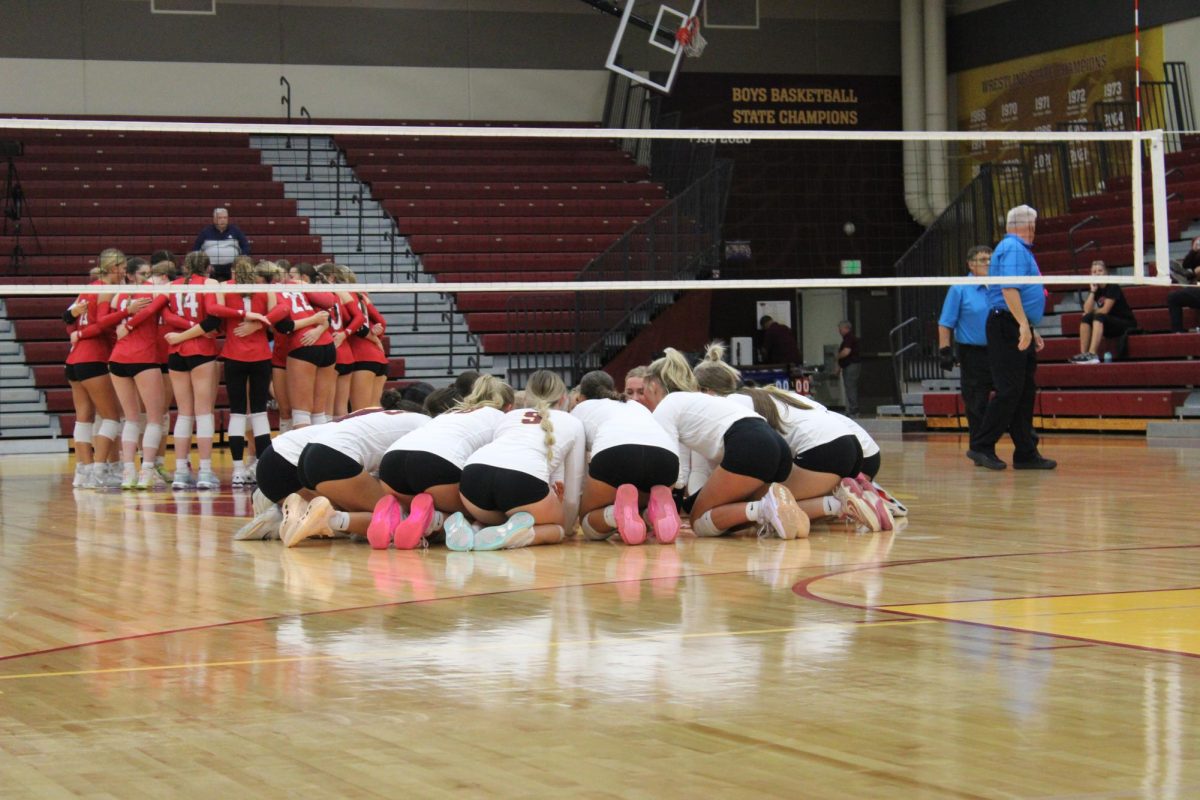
[503,159,733,388]
[893,164,999,386]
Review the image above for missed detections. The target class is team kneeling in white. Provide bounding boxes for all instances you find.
[237,343,907,550]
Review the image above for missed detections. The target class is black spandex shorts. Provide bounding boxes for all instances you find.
[255,445,303,503]
[168,353,216,372]
[793,434,863,479]
[108,362,159,378]
[297,442,363,489]
[720,417,793,484]
[352,361,388,376]
[860,451,881,481]
[160,364,169,373]
[335,362,355,376]
[459,463,548,512]
[288,344,337,368]
[65,361,109,382]
[379,449,462,495]
[588,444,679,492]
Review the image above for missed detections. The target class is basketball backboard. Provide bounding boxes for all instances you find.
[603,0,704,94]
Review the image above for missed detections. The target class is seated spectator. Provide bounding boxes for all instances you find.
[1170,236,1200,285]
[758,315,802,365]
[1071,260,1137,363]
[193,208,251,282]
[1167,282,1200,333]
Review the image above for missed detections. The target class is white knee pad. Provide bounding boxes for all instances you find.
[98,418,122,441]
[74,421,94,445]
[122,420,141,444]
[292,410,311,427]
[142,422,163,451]
[311,412,330,425]
[250,412,271,437]
[195,413,215,439]
[227,413,247,439]
[580,513,609,541]
[691,510,725,538]
[174,414,194,441]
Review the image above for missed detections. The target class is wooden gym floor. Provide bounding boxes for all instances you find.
[1,434,1198,799]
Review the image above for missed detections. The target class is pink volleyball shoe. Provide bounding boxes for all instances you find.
[367,495,404,550]
[392,492,435,550]
[646,485,680,544]
[614,484,647,545]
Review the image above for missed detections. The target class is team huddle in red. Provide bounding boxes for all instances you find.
[64,248,388,491]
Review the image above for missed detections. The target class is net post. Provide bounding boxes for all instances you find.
[1148,130,1170,282]
[1131,136,1144,281]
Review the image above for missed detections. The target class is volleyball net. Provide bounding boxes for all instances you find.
[0,118,1182,385]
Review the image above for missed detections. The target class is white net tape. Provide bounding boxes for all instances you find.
[0,119,1173,299]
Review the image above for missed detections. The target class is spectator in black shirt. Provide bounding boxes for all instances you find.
[1070,260,1137,363]
[758,315,802,365]
[193,208,251,282]
[834,320,861,416]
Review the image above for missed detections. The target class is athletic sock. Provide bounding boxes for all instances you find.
[329,511,350,531]
[823,495,842,517]
[601,505,617,527]
[744,501,761,521]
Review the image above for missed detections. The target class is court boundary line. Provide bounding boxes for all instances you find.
[793,545,1200,661]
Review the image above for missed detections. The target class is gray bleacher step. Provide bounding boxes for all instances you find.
[0,364,30,381]
[876,404,926,416]
[0,341,18,357]
[0,412,59,430]
[0,439,68,454]
[3,388,42,404]
[2,402,48,414]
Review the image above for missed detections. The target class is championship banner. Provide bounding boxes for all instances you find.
[955,28,1165,187]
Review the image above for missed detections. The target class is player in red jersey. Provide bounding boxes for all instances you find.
[64,250,128,488]
[347,275,390,410]
[161,251,222,490]
[211,259,288,486]
[281,262,337,428]
[148,256,179,483]
[316,263,366,418]
[104,253,170,490]
[261,261,293,434]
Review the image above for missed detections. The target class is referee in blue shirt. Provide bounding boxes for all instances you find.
[938,245,993,452]
[969,205,1056,471]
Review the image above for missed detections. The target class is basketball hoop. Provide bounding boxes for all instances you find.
[676,16,707,58]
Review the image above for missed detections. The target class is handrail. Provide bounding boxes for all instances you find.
[1066,214,1100,275]
[888,317,919,408]
[279,76,291,149]
[299,106,312,180]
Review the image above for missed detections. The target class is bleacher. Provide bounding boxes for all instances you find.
[923,140,1200,431]
[334,132,669,355]
[0,128,408,441]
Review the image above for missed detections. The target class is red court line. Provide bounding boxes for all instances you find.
[793,544,1200,661]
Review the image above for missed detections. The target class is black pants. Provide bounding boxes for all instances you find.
[975,311,1039,462]
[958,344,994,452]
[1167,288,1200,332]
[225,359,273,461]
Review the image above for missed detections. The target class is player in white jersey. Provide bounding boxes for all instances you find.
[369,376,514,550]
[444,370,586,551]
[283,405,431,546]
[569,371,680,545]
[693,343,894,532]
[643,348,806,540]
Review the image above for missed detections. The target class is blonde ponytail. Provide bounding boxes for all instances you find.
[457,375,515,412]
[646,347,699,394]
[693,340,741,396]
[525,370,566,470]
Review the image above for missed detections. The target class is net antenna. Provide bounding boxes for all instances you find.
[593,0,705,94]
